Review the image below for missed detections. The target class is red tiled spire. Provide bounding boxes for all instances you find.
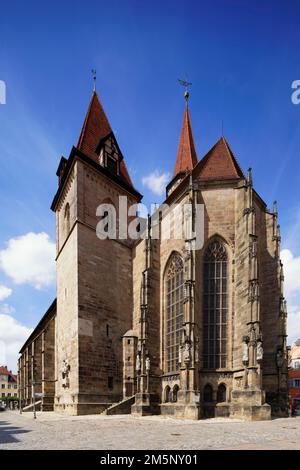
[194,136,244,181]
[77,91,134,187]
[173,106,198,177]
[77,91,112,158]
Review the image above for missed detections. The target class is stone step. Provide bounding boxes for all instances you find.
[102,396,135,415]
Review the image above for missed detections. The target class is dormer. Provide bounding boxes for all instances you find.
[97,132,123,177]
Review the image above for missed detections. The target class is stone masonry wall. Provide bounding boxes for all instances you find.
[75,160,137,411]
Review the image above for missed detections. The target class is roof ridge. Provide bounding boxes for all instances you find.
[193,136,244,181]
[221,136,245,178]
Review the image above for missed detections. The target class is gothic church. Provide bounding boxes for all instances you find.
[18,88,289,420]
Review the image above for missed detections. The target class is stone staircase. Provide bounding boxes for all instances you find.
[102,396,135,416]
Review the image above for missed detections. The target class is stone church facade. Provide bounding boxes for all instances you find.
[18,89,289,420]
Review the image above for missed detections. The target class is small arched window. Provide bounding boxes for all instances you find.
[217,384,226,403]
[164,385,171,403]
[64,203,70,235]
[203,384,213,403]
[172,384,179,403]
[165,254,184,373]
[203,240,228,369]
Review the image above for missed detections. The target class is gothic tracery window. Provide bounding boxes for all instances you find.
[165,254,184,373]
[203,240,228,369]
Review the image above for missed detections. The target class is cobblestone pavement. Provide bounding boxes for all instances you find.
[1,410,300,450]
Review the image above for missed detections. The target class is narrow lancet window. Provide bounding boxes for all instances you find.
[203,241,228,369]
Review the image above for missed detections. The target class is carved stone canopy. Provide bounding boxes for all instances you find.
[204,241,227,262]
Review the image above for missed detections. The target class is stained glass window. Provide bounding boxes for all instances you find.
[203,241,228,369]
[165,254,184,373]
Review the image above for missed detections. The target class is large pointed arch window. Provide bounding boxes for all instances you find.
[203,241,228,369]
[165,254,184,373]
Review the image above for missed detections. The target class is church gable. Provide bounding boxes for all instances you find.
[194,136,244,182]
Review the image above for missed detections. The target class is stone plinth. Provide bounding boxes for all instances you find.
[131,393,160,416]
[160,390,201,420]
[215,402,230,418]
[230,389,271,420]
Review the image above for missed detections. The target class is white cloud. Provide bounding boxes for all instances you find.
[0,232,56,289]
[0,314,33,373]
[142,170,170,196]
[281,249,300,343]
[0,303,15,315]
[287,304,300,345]
[281,249,300,298]
[0,284,12,301]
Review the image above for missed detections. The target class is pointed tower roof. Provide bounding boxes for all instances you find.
[77,91,134,188]
[77,90,112,158]
[173,106,198,177]
[194,136,244,181]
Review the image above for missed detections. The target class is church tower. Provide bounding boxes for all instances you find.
[51,91,141,414]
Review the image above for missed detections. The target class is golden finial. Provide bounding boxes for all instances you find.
[91,69,97,92]
[178,78,192,105]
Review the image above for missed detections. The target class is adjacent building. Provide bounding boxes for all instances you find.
[18,301,56,411]
[288,339,300,411]
[0,366,18,400]
[18,88,289,420]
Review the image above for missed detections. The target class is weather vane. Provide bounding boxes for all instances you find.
[91,69,97,91]
[178,78,192,103]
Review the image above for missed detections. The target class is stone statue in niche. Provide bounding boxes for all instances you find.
[242,336,249,363]
[61,359,70,388]
[235,377,243,389]
[250,237,258,258]
[256,340,263,362]
[276,349,284,368]
[136,354,141,373]
[145,356,150,373]
[195,338,199,363]
[183,341,191,365]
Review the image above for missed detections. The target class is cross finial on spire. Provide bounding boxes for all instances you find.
[178,78,192,105]
[91,69,97,92]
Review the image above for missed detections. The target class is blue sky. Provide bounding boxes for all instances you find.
[0,0,300,371]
